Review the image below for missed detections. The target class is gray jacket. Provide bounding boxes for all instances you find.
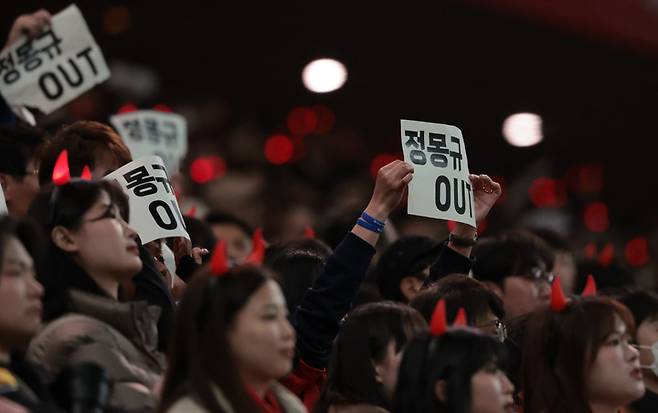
[27,289,165,412]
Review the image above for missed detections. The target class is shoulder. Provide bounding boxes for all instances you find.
[165,396,208,413]
[272,382,308,413]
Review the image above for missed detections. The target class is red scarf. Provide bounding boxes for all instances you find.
[246,385,284,413]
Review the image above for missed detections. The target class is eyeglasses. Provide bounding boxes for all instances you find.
[524,266,555,285]
[478,319,508,343]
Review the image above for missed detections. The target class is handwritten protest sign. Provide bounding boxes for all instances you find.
[0,4,110,114]
[0,185,7,215]
[105,156,189,244]
[110,110,187,173]
[401,119,475,228]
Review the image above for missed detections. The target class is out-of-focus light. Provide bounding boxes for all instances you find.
[369,153,399,179]
[502,113,543,147]
[584,202,609,233]
[313,105,336,134]
[287,107,317,136]
[598,243,615,267]
[265,135,294,165]
[103,5,132,35]
[584,242,597,258]
[528,177,566,208]
[625,237,649,267]
[189,156,226,184]
[302,58,348,93]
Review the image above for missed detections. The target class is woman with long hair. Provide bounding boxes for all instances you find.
[313,302,427,413]
[522,278,645,413]
[159,260,305,413]
[393,300,514,413]
[26,169,165,412]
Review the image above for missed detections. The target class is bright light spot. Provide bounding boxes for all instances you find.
[265,135,294,165]
[190,156,226,184]
[502,113,543,147]
[302,58,348,93]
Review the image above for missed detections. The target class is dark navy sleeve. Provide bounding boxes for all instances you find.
[291,232,376,369]
[424,239,475,287]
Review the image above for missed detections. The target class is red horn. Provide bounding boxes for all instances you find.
[550,276,569,312]
[581,274,597,297]
[52,150,71,186]
[452,307,467,327]
[210,240,229,277]
[244,228,265,265]
[430,299,448,336]
[80,165,92,181]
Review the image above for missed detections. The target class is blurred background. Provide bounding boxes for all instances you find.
[4,0,658,284]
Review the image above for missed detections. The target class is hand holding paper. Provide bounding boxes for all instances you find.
[365,160,414,221]
[469,173,502,225]
[3,9,52,51]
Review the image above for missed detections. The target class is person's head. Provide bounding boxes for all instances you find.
[375,236,442,304]
[393,328,514,413]
[618,290,658,383]
[315,302,427,412]
[206,212,254,264]
[28,180,141,314]
[472,230,555,320]
[410,275,506,342]
[0,216,44,357]
[38,121,132,185]
[265,238,332,315]
[522,295,644,412]
[0,123,48,216]
[530,227,577,294]
[159,265,294,412]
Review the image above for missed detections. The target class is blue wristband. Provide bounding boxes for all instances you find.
[361,211,385,228]
[356,218,383,233]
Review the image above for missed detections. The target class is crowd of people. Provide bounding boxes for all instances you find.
[0,8,656,413]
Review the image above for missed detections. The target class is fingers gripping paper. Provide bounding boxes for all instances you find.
[104,156,189,244]
[401,119,476,228]
[110,110,188,173]
[0,5,111,114]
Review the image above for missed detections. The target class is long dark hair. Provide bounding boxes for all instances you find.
[28,180,130,321]
[314,301,427,413]
[521,296,635,413]
[158,265,276,413]
[393,328,506,413]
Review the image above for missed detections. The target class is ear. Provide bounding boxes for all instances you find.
[434,380,448,402]
[51,226,79,253]
[373,359,384,384]
[400,276,423,302]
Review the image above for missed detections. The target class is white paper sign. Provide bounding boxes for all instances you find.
[0,185,7,215]
[110,110,187,173]
[105,156,189,244]
[0,4,111,114]
[401,119,475,227]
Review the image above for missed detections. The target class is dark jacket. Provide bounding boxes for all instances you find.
[424,239,474,286]
[283,232,375,410]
